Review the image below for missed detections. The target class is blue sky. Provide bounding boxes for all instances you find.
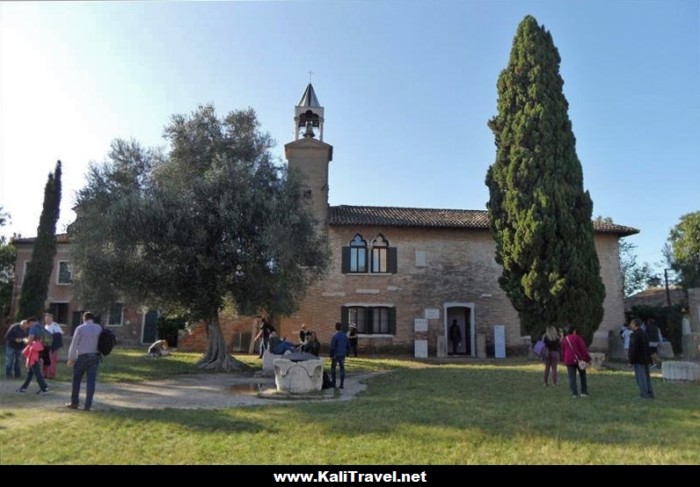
[1,1,698,275]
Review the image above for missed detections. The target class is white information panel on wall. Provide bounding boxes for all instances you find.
[414,318,428,332]
[414,340,428,358]
[424,308,440,320]
[494,325,506,358]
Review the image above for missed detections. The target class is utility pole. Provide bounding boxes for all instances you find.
[664,269,672,306]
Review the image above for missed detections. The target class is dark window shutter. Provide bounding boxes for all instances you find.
[388,307,396,335]
[388,247,398,273]
[341,306,349,327]
[341,247,350,273]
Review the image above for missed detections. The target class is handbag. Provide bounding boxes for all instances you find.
[533,339,546,359]
[566,336,587,371]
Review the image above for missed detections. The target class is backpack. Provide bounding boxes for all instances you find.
[322,371,334,390]
[51,332,63,351]
[533,339,547,360]
[37,328,54,348]
[97,327,117,356]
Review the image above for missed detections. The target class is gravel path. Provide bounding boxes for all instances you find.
[0,372,375,411]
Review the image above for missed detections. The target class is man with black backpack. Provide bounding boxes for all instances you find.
[66,312,102,411]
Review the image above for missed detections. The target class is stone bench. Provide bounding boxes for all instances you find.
[273,357,324,393]
[661,361,700,383]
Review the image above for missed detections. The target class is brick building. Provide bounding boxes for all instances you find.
[179,84,637,357]
[7,84,637,356]
[8,234,157,346]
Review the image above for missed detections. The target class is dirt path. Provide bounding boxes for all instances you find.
[0,372,376,411]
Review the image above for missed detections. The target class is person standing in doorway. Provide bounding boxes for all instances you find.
[449,320,461,355]
[330,322,350,389]
[629,318,654,399]
[42,313,63,379]
[66,312,102,411]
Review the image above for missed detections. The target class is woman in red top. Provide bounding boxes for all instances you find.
[561,324,591,398]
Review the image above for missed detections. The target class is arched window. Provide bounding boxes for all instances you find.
[371,234,389,273]
[341,233,397,274]
[349,234,367,273]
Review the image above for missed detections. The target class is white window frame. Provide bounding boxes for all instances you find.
[57,261,72,285]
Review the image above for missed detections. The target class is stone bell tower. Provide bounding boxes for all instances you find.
[284,83,333,225]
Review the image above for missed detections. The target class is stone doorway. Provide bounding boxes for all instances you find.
[445,303,474,356]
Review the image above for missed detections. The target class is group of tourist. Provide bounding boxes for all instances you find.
[6,310,669,409]
[536,324,592,398]
[5,313,65,388]
[536,319,657,400]
[4,311,103,410]
[255,319,360,389]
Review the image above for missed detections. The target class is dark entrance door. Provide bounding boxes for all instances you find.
[446,306,472,356]
[142,310,159,344]
[71,311,84,335]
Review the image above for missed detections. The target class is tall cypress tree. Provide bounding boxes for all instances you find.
[485,16,605,343]
[17,160,62,320]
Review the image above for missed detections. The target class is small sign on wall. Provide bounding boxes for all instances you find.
[424,308,440,320]
[414,318,428,332]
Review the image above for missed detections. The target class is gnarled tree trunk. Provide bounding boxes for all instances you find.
[196,313,248,372]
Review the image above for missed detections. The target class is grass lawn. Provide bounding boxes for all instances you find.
[1,348,698,465]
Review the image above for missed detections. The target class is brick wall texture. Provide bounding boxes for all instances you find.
[179,225,626,357]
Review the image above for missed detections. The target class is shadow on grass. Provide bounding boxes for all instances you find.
[90,407,269,434]
[298,364,700,450]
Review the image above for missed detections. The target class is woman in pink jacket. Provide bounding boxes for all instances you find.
[561,324,591,398]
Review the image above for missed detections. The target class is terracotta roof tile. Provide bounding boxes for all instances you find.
[11,233,70,245]
[329,205,638,236]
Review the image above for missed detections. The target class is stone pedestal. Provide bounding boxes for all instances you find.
[589,331,609,353]
[608,330,627,361]
[273,357,324,393]
[476,334,486,358]
[436,336,447,358]
[414,318,428,358]
[657,341,675,359]
[414,340,428,358]
[681,333,700,361]
[494,325,505,358]
[662,361,700,383]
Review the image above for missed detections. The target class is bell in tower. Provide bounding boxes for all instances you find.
[294,83,324,141]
